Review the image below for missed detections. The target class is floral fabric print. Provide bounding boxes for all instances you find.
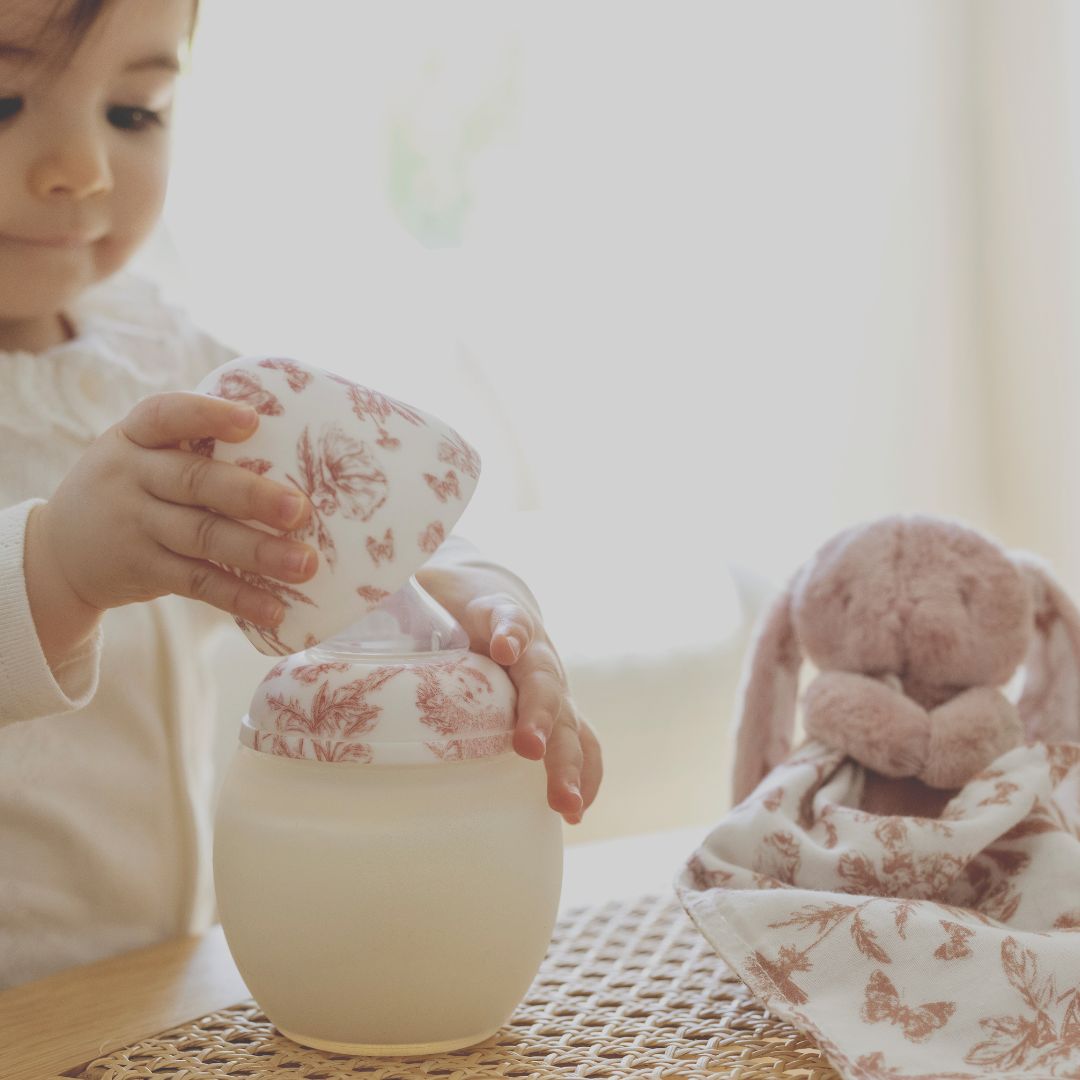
[677,739,1080,1079]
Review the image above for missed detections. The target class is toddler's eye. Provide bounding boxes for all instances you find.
[0,97,23,122]
[107,105,163,132]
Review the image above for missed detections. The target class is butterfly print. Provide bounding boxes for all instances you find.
[326,379,428,450]
[197,355,482,658]
[366,529,394,566]
[236,457,273,475]
[424,469,461,503]
[685,853,735,890]
[337,381,427,430]
[257,358,313,393]
[419,521,445,554]
[215,370,284,415]
[934,920,975,961]
[861,970,956,1042]
[678,740,1080,1077]
[357,585,392,609]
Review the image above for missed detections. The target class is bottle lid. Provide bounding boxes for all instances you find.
[191,356,481,656]
[240,577,517,765]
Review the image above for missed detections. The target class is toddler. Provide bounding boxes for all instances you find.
[0,0,601,990]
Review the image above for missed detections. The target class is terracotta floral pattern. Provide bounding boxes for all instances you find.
[438,430,481,480]
[230,570,319,657]
[285,424,389,570]
[332,376,427,451]
[243,650,515,764]
[191,356,481,656]
[677,739,1080,1078]
[252,665,402,763]
[415,654,515,760]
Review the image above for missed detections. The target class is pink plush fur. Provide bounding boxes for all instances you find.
[730,515,1080,817]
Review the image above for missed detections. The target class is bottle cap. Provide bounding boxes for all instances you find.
[192,356,481,656]
[241,578,517,764]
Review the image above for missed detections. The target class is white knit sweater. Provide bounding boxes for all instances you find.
[0,272,244,989]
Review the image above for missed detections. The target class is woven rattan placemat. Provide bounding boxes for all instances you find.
[73,893,839,1080]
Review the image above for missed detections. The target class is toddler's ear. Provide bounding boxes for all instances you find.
[1015,555,1080,743]
[729,584,802,806]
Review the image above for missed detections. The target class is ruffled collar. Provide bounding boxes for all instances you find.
[0,273,188,442]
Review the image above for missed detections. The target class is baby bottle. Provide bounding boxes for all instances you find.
[199,356,564,1055]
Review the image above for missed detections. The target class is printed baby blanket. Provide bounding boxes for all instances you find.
[677,739,1080,1079]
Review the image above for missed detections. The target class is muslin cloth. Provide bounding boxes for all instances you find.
[676,738,1080,1079]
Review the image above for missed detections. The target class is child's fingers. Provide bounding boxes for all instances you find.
[509,642,565,759]
[121,391,261,449]
[156,548,287,627]
[576,717,603,815]
[138,446,312,533]
[487,599,535,666]
[142,500,317,586]
[544,715,585,822]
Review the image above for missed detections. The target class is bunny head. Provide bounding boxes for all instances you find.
[730,515,1080,805]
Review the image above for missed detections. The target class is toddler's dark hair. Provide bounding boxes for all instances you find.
[42,0,200,62]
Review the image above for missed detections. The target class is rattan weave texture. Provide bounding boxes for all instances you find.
[75,893,839,1079]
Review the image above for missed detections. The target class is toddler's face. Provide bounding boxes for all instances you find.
[0,0,193,347]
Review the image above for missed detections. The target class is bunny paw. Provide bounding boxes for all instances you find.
[920,687,1024,788]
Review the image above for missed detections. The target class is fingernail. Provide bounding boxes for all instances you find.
[279,492,305,526]
[533,729,547,752]
[261,599,284,626]
[506,637,520,662]
[284,548,313,574]
[231,405,257,427]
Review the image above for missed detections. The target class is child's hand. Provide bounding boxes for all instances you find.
[33,392,317,633]
[415,560,603,825]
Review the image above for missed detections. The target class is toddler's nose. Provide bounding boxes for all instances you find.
[29,131,113,201]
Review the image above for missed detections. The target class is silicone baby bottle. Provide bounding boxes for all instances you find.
[200,356,564,1055]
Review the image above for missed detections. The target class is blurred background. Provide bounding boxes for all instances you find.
[136,0,1080,848]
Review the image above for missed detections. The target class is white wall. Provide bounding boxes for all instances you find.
[139,1,1077,842]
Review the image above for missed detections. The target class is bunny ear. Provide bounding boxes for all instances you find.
[729,586,802,806]
[1015,556,1080,743]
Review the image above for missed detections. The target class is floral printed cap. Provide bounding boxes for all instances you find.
[242,648,517,765]
[191,356,481,656]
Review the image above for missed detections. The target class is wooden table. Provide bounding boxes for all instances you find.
[0,825,708,1080]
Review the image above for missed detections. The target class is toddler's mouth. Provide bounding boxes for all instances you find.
[0,232,99,249]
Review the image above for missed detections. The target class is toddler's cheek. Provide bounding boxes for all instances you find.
[100,158,170,278]
[92,228,152,287]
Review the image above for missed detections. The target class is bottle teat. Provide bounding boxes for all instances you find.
[307,576,470,659]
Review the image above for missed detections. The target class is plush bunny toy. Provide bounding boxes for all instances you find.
[730,515,1080,818]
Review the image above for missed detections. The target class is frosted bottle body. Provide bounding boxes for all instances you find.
[214,745,563,1055]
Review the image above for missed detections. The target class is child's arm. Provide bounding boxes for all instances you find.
[0,500,104,722]
[23,503,105,671]
[416,543,603,824]
[2,391,318,724]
